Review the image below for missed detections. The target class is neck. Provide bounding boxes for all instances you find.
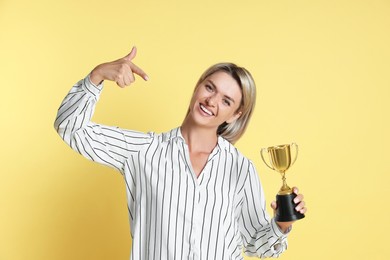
[181,117,218,153]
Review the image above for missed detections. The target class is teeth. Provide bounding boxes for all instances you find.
[200,104,213,116]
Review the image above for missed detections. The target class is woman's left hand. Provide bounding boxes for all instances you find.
[271,187,307,233]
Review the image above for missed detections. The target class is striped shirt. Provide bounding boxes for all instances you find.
[54,76,289,260]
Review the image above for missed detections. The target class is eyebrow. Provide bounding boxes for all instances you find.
[206,79,236,104]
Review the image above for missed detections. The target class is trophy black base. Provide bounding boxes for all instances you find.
[275,193,305,222]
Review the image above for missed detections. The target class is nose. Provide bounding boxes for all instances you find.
[205,95,216,107]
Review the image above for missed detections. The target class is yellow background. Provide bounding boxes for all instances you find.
[1,0,389,259]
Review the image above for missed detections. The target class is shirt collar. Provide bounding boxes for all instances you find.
[162,127,234,154]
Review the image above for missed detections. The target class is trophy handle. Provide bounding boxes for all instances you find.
[291,142,299,166]
[260,148,275,170]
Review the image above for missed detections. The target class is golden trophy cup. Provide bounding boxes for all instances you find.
[260,143,305,222]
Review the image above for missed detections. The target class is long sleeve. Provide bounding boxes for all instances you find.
[239,162,289,258]
[54,75,153,174]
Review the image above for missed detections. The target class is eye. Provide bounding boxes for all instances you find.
[223,99,231,106]
[205,84,214,92]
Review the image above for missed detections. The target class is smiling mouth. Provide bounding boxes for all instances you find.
[200,104,214,116]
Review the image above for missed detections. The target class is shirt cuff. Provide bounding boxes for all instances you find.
[82,74,103,97]
[270,218,290,253]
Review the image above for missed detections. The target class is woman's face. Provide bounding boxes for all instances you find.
[188,71,242,129]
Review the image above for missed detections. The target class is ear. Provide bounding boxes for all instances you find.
[226,111,242,124]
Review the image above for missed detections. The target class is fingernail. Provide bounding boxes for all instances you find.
[144,75,149,81]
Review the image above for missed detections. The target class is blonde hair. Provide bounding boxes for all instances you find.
[191,63,257,144]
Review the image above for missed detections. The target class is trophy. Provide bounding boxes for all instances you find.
[260,143,305,222]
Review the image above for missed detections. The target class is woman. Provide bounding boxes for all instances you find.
[54,47,306,259]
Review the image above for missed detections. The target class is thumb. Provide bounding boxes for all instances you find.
[123,46,137,61]
[270,201,278,210]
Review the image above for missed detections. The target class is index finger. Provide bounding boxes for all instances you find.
[130,62,149,81]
